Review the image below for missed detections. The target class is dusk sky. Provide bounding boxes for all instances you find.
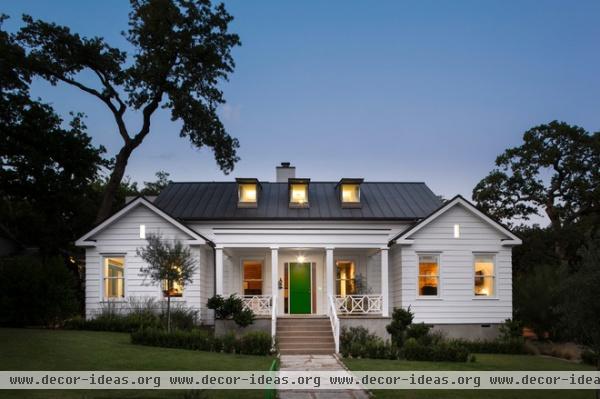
[3,1,600,201]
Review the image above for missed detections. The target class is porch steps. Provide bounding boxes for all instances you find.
[276,317,335,355]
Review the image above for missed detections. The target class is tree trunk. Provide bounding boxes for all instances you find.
[95,145,133,224]
[167,295,171,333]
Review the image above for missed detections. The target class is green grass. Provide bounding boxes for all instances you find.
[0,328,275,399]
[344,354,596,399]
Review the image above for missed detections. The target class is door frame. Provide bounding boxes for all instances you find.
[287,262,313,314]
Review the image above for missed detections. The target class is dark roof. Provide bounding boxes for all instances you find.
[154,182,442,221]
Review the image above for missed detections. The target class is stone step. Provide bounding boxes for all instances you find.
[277,326,333,332]
[279,348,335,355]
[277,321,331,327]
[277,337,335,346]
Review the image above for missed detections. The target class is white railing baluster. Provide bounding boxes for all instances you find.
[328,295,340,353]
[240,295,272,315]
[333,295,383,314]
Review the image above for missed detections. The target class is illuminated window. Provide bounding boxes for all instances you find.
[289,179,309,207]
[474,254,495,296]
[341,184,360,203]
[239,184,257,203]
[162,267,183,297]
[243,261,263,295]
[336,261,357,296]
[237,178,260,207]
[418,255,439,296]
[104,257,125,298]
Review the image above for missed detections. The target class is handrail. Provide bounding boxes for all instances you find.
[271,295,277,348]
[334,294,383,314]
[241,295,273,315]
[327,295,340,353]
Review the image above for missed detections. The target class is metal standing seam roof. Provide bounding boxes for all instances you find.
[153,182,442,221]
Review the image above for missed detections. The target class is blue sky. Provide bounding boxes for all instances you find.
[3,1,600,201]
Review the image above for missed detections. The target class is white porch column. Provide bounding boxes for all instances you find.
[270,247,279,311]
[215,246,224,296]
[381,247,389,317]
[326,247,334,314]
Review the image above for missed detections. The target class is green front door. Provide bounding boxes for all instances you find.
[289,262,311,314]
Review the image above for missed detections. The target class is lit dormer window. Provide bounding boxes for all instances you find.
[236,178,260,208]
[289,178,309,207]
[338,178,363,207]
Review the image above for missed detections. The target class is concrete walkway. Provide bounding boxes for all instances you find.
[278,354,370,399]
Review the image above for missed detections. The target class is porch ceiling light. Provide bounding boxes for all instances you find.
[297,255,306,263]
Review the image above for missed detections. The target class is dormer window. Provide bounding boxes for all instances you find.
[288,178,309,207]
[338,178,363,207]
[236,178,260,208]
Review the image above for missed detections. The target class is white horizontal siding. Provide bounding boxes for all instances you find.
[85,203,206,320]
[399,203,513,324]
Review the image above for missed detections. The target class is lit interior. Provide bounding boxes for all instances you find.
[243,261,263,295]
[162,265,183,297]
[418,255,439,296]
[474,255,494,296]
[290,183,308,204]
[104,257,125,298]
[238,183,257,203]
[341,184,360,203]
[336,261,356,296]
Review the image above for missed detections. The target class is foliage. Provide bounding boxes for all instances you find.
[137,233,196,332]
[559,238,600,368]
[0,256,79,327]
[402,338,470,362]
[473,121,600,263]
[515,264,564,340]
[130,328,272,356]
[207,294,255,327]
[386,307,414,347]
[406,323,432,342]
[141,170,171,195]
[340,326,395,359]
[581,349,598,366]
[64,298,198,332]
[451,339,527,355]
[499,319,523,341]
[7,0,242,221]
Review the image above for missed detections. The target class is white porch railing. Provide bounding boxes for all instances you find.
[334,295,383,314]
[241,295,272,315]
[327,295,340,353]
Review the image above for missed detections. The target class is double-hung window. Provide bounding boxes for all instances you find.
[474,254,495,297]
[103,257,125,298]
[418,254,439,297]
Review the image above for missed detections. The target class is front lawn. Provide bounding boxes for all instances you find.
[0,328,275,399]
[344,354,596,399]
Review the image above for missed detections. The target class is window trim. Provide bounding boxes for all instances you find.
[240,257,265,296]
[101,254,126,300]
[416,253,441,299]
[337,178,363,208]
[288,178,310,208]
[335,258,358,296]
[473,252,497,298]
[236,178,260,208]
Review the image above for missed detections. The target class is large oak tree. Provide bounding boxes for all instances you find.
[473,121,600,264]
[12,0,241,222]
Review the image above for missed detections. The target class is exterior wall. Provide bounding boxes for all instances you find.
[399,203,513,324]
[84,204,207,320]
[340,317,391,340]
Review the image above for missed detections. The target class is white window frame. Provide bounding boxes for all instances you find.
[473,253,497,299]
[416,253,441,299]
[240,257,265,296]
[335,258,358,296]
[101,254,126,300]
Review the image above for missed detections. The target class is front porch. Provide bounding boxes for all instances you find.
[214,246,390,318]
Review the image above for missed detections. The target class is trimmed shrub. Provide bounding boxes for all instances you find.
[340,326,393,359]
[406,323,432,342]
[65,300,198,332]
[0,256,79,327]
[402,338,469,362]
[239,331,272,355]
[386,307,414,347]
[581,349,598,366]
[130,328,272,356]
[452,338,527,354]
[207,295,255,327]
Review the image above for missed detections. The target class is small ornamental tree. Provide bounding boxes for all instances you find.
[137,233,195,332]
